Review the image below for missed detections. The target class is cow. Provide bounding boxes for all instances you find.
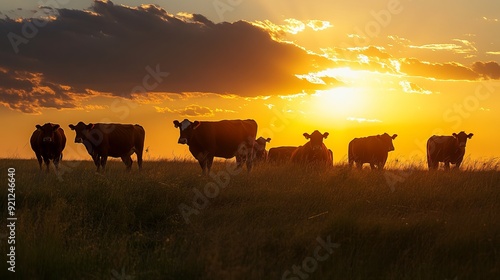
[268,146,297,163]
[30,123,66,172]
[291,130,332,166]
[68,122,145,172]
[348,133,397,170]
[173,119,257,174]
[427,131,473,170]
[253,137,271,163]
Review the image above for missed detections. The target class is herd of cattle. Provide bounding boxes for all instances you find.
[30,119,474,174]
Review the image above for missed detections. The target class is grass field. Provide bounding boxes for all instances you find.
[1,159,499,280]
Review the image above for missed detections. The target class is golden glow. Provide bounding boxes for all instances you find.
[310,87,367,117]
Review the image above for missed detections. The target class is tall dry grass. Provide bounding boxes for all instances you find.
[0,159,499,279]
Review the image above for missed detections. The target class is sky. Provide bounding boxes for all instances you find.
[1,0,499,165]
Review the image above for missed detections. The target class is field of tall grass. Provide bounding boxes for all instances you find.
[1,158,499,279]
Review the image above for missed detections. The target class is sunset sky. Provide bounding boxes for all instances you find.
[1,0,499,164]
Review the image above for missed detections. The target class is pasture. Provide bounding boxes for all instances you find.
[0,159,499,279]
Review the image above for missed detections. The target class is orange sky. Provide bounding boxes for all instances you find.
[1,0,499,165]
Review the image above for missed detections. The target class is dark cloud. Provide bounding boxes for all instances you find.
[0,0,331,113]
[0,70,79,113]
[472,61,500,79]
[400,58,480,80]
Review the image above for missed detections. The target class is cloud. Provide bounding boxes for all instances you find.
[155,104,214,117]
[409,39,477,56]
[472,61,500,79]
[482,16,499,23]
[399,81,432,95]
[346,117,382,123]
[399,58,480,80]
[0,1,332,113]
[0,70,84,113]
[252,18,333,37]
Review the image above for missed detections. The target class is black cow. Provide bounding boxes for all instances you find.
[173,119,257,174]
[69,122,145,172]
[268,146,297,163]
[291,130,332,166]
[253,137,271,163]
[348,133,397,170]
[427,131,473,170]
[30,123,66,172]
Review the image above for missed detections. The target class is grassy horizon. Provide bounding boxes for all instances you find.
[1,159,499,279]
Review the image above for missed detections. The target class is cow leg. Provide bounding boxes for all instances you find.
[36,153,43,170]
[53,154,61,171]
[121,155,133,171]
[92,154,101,171]
[136,149,143,170]
[369,163,376,170]
[42,157,51,173]
[235,155,244,169]
[206,156,214,174]
[444,162,450,170]
[100,155,108,173]
[428,159,438,170]
[454,160,462,170]
[198,159,207,175]
[246,159,252,172]
[348,159,354,168]
[356,162,363,170]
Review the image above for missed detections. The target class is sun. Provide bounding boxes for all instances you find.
[309,86,368,118]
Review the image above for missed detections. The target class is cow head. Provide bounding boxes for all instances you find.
[255,137,271,152]
[303,130,329,151]
[173,119,201,145]
[378,133,398,151]
[69,122,95,143]
[453,131,473,149]
[36,123,60,143]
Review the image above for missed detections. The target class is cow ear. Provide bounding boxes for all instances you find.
[452,133,458,138]
[36,124,42,131]
[266,138,271,142]
[193,121,201,129]
[323,132,329,139]
[69,124,75,130]
[173,120,180,128]
[468,133,473,139]
[392,134,398,139]
[53,124,60,130]
[303,133,310,139]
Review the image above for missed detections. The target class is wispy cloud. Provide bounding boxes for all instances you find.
[399,81,432,95]
[155,104,214,117]
[252,18,333,37]
[346,117,382,123]
[482,16,499,22]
